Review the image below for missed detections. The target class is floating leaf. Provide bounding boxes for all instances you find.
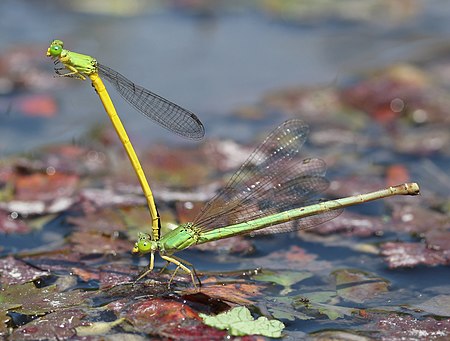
[293,291,355,320]
[0,256,49,285]
[10,309,85,340]
[308,211,386,237]
[264,296,313,321]
[381,242,450,268]
[69,230,132,255]
[253,270,313,295]
[332,269,389,303]
[76,318,125,336]
[0,282,87,315]
[374,314,450,340]
[124,298,227,339]
[413,295,450,317]
[184,280,266,305]
[200,306,285,338]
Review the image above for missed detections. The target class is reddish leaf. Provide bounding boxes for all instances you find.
[381,242,450,268]
[375,314,450,340]
[0,210,30,234]
[124,298,228,339]
[424,229,450,252]
[256,245,331,272]
[385,164,411,186]
[308,211,386,237]
[14,172,79,201]
[10,309,85,340]
[184,280,266,306]
[193,236,255,255]
[69,231,132,255]
[15,94,57,118]
[0,256,48,285]
[390,204,450,234]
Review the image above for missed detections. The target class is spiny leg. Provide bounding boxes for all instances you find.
[160,254,201,288]
[159,260,171,274]
[55,64,86,80]
[134,251,155,283]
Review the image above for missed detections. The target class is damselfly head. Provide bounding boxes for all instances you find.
[47,39,64,58]
[132,232,157,255]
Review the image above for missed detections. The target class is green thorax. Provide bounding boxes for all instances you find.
[47,39,98,75]
[158,223,204,253]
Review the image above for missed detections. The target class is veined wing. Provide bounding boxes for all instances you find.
[98,64,204,140]
[192,119,342,234]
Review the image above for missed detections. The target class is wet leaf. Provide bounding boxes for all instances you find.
[184,280,266,305]
[308,211,386,237]
[293,291,355,320]
[264,296,313,321]
[255,245,331,272]
[381,242,450,268]
[75,318,125,336]
[124,298,227,339]
[79,188,145,210]
[200,306,285,338]
[373,314,450,340]
[424,229,450,252]
[252,270,313,295]
[0,311,10,336]
[0,256,49,285]
[10,308,85,340]
[390,204,450,234]
[0,282,87,315]
[193,236,255,255]
[332,269,389,303]
[413,295,450,317]
[69,230,132,255]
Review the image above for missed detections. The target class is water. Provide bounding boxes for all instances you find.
[2,0,450,153]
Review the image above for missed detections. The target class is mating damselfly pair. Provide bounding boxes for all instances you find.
[47,40,420,287]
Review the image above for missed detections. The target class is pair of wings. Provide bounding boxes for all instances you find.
[191,120,342,236]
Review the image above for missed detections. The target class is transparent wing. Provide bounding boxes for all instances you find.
[98,64,204,140]
[192,119,342,235]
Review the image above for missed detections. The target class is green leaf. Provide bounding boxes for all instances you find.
[253,270,313,294]
[200,306,285,338]
[293,291,355,320]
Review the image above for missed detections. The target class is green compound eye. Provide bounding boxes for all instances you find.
[49,44,62,57]
[138,240,151,252]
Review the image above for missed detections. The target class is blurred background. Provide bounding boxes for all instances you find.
[1,0,450,155]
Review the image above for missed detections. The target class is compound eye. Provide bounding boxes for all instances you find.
[139,240,151,252]
[49,44,62,57]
